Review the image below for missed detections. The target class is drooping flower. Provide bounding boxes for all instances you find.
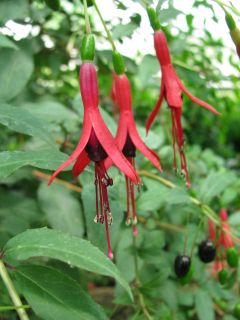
[146,19,219,187]
[49,36,139,259]
[106,52,161,235]
[208,209,236,274]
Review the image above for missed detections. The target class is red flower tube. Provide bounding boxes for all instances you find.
[49,59,140,259]
[146,30,220,187]
[106,66,161,235]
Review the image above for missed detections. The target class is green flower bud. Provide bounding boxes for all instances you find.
[218,269,228,285]
[147,7,161,31]
[226,247,239,268]
[234,303,240,319]
[225,11,236,31]
[112,51,125,75]
[81,34,95,61]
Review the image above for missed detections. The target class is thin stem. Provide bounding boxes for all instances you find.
[190,218,204,257]
[0,260,30,320]
[92,0,116,50]
[0,305,30,311]
[83,0,91,34]
[137,170,240,245]
[212,0,240,16]
[132,234,153,320]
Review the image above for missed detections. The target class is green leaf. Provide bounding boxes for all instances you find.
[4,228,133,300]
[0,149,68,178]
[0,0,29,22]
[38,183,84,237]
[0,34,18,50]
[0,49,33,102]
[159,8,183,23]
[112,23,137,39]
[13,265,107,320]
[199,171,237,203]
[138,55,159,88]
[195,290,215,320]
[0,104,54,145]
[24,100,79,126]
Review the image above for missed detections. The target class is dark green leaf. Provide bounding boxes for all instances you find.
[38,183,84,237]
[13,265,107,320]
[0,49,33,102]
[4,228,133,300]
[0,104,55,145]
[0,149,68,178]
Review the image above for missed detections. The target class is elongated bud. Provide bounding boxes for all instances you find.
[112,51,125,75]
[147,7,161,31]
[81,34,95,61]
[225,12,240,58]
[225,11,236,31]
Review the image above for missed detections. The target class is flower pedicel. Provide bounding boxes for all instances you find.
[49,35,140,259]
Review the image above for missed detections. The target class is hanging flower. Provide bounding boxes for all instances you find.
[146,27,219,187]
[208,209,238,278]
[106,52,161,236]
[49,36,139,259]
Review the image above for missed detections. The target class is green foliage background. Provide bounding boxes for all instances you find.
[0,0,240,319]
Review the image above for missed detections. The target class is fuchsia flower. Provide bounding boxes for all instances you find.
[106,71,161,235]
[146,30,220,187]
[110,72,119,117]
[49,62,140,259]
[209,209,235,272]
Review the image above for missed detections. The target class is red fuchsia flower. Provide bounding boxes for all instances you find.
[208,209,235,273]
[49,36,140,259]
[106,52,162,236]
[146,27,219,187]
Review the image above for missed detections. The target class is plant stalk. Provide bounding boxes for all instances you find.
[0,260,30,320]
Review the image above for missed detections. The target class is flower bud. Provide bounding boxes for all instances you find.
[147,7,161,31]
[81,34,95,61]
[112,51,125,75]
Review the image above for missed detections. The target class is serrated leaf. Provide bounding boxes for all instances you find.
[195,290,215,320]
[38,183,84,237]
[159,8,183,23]
[0,104,54,145]
[112,23,137,39]
[13,265,107,320]
[0,49,33,102]
[199,172,237,203]
[0,149,68,178]
[4,228,133,300]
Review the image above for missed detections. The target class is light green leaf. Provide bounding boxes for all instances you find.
[4,228,133,300]
[159,8,183,23]
[13,265,107,320]
[0,0,29,22]
[0,149,68,178]
[24,100,79,125]
[195,290,215,320]
[38,183,84,237]
[112,23,137,39]
[138,55,159,88]
[0,34,18,50]
[0,49,33,102]
[199,171,237,203]
[0,104,54,145]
